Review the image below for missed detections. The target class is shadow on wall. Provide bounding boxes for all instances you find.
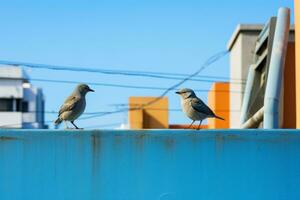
[143,111,166,129]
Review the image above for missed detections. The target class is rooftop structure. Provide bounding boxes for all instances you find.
[228,23,295,128]
[0,66,47,129]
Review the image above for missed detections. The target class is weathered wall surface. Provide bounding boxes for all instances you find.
[0,130,300,200]
[295,0,300,128]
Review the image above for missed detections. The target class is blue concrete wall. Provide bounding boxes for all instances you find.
[0,129,300,200]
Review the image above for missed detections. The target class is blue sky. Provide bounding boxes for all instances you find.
[0,0,294,129]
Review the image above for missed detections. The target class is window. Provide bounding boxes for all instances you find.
[22,101,29,112]
[0,99,13,111]
[16,99,22,112]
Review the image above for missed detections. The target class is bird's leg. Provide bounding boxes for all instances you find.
[64,121,69,129]
[197,120,202,130]
[71,121,80,129]
[187,120,195,129]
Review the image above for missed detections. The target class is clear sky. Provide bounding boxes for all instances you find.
[0,0,294,129]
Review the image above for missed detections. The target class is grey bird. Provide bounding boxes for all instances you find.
[176,88,224,129]
[54,84,94,129]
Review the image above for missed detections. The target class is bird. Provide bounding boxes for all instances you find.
[54,84,94,129]
[176,88,224,130]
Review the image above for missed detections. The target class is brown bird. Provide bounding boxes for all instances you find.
[54,84,94,129]
[176,88,224,129]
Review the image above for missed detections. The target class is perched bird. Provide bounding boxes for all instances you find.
[54,84,94,129]
[176,88,224,129]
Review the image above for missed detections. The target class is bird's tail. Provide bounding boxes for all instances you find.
[214,115,225,120]
[54,118,62,125]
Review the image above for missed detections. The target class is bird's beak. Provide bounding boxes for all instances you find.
[175,91,180,94]
[89,88,95,92]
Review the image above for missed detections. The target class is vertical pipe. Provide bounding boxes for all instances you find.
[240,65,256,126]
[264,7,290,128]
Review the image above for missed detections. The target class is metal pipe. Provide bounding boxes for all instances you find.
[242,107,264,129]
[263,7,290,129]
[240,65,256,126]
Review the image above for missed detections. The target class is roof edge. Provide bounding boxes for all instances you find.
[227,24,264,51]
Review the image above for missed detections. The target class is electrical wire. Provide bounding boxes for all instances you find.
[9,108,241,115]
[0,50,230,128]
[29,78,244,93]
[0,59,246,83]
[76,50,230,121]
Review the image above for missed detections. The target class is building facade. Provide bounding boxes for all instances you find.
[0,66,47,128]
[227,25,264,128]
[227,24,295,128]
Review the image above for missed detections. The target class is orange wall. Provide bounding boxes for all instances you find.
[128,97,168,129]
[208,82,230,129]
[295,0,300,128]
[283,42,296,128]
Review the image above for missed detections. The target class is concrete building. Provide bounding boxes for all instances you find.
[0,66,47,129]
[227,24,295,128]
[227,25,264,128]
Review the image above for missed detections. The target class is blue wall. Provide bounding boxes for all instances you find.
[0,129,300,200]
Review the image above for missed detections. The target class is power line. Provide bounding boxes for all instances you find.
[0,50,229,127]
[0,107,239,128]
[75,50,229,121]
[0,59,245,84]
[113,70,243,81]
[29,78,244,93]
[18,110,107,115]
[15,107,241,115]
[139,50,229,108]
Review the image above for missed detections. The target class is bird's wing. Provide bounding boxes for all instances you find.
[58,95,80,116]
[190,97,215,116]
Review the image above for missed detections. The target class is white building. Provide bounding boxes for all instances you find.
[0,66,47,129]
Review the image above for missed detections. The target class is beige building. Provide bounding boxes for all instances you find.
[228,23,295,128]
[227,25,263,128]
